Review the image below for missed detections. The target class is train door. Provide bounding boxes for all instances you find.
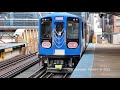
[86,24,90,45]
[86,23,90,47]
[53,21,65,55]
[84,22,88,47]
[54,22,64,37]
[82,21,86,51]
[84,22,88,48]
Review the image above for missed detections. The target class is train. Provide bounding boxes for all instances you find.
[38,12,91,73]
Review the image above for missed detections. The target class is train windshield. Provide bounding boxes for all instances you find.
[67,17,79,39]
[41,17,52,39]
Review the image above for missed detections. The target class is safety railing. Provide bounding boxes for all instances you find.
[0,20,38,26]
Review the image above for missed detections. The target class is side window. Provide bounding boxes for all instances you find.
[82,22,87,39]
[84,23,88,35]
[82,22,84,38]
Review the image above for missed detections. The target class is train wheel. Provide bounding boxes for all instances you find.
[43,58,47,67]
[43,63,47,67]
[73,58,79,68]
[39,57,47,67]
[73,60,77,68]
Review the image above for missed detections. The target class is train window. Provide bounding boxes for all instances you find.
[55,22,64,36]
[41,18,52,39]
[82,22,84,38]
[82,22,86,39]
[67,22,79,39]
[84,23,88,35]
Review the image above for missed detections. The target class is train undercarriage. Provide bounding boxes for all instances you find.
[38,55,80,73]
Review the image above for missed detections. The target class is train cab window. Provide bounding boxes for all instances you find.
[41,17,52,39]
[67,17,79,39]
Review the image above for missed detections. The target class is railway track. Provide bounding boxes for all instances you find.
[0,52,71,78]
[0,53,39,78]
[27,66,46,78]
[40,72,71,78]
[27,67,71,78]
[0,53,36,71]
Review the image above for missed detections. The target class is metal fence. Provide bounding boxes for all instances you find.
[0,19,38,26]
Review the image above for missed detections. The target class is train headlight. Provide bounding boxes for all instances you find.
[42,41,51,48]
[68,42,78,48]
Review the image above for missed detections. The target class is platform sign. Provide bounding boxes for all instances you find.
[1,52,5,60]
[55,17,64,20]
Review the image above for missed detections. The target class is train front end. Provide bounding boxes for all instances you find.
[38,13,82,73]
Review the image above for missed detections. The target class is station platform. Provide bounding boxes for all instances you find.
[0,43,25,51]
[71,43,120,78]
[0,43,25,61]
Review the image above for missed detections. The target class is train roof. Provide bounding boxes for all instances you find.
[40,12,81,19]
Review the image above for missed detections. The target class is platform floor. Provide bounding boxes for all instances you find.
[71,43,120,78]
[92,44,120,78]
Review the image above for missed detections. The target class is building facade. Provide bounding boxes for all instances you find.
[0,12,53,27]
[113,16,120,33]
